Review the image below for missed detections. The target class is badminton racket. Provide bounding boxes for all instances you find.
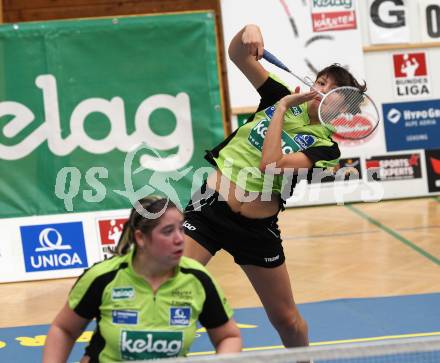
[262,49,380,140]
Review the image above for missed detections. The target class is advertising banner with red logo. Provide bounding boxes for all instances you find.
[425,149,440,192]
[366,153,422,181]
[97,217,128,259]
[310,0,357,32]
[392,52,431,98]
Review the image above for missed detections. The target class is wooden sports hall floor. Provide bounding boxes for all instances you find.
[1,197,439,329]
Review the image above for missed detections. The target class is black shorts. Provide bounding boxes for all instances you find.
[183,183,285,268]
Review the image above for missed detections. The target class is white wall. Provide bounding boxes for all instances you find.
[221,0,440,207]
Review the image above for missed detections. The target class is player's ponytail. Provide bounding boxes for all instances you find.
[115,220,133,255]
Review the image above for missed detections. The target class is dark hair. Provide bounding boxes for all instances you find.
[316,63,367,93]
[115,196,178,255]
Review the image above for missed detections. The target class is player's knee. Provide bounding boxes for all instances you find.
[271,311,308,337]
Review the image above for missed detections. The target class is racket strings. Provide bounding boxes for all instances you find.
[318,87,379,140]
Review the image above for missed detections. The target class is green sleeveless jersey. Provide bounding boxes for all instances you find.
[68,251,233,362]
[215,99,338,193]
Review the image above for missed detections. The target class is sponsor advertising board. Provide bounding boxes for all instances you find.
[425,149,440,192]
[365,153,422,181]
[0,13,224,218]
[382,100,440,151]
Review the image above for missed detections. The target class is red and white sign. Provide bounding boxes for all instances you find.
[393,52,428,78]
[310,1,357,32]
[97,218,128,259]
[392,52,431,98]
[311,11,357,32]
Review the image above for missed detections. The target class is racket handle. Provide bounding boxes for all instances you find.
[262,49,291,73]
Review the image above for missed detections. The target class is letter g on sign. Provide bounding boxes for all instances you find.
[370,0,406,28]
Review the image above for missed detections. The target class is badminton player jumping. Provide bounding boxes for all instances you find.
[183,24,367,348]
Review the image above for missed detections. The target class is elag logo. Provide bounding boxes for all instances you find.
[20,222,88,272]
[425,149,440,192]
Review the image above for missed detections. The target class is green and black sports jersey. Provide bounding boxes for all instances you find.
[206,74,341,196]
[68,251,233,362]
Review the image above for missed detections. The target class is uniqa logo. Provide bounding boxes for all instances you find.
[30,228,82,268]
[170,307,191,326]
[0,74,194,172]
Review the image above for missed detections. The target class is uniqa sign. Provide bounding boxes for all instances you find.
[20,222,89,273]
[0,74,194,172]
[30,252,83,269]
[30,227,83,269]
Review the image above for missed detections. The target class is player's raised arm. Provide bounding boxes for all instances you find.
[228,24,269,89]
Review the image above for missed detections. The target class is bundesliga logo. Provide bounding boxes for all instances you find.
[392,52,430,97]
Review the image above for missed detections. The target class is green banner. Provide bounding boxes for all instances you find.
[0,13,225,218]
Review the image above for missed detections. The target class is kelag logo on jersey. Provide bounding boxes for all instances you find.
[120,330,182,360]
[425,149,440,193]
[169,307,191,326]
[20,222,88,272]
[249,120,314,154]
[112,287,135,301]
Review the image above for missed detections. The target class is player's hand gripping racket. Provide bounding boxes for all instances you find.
[262,49,380,140]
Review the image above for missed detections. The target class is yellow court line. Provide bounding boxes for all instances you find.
[188,331,440,356]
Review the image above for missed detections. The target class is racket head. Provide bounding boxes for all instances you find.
[317,86,380,140]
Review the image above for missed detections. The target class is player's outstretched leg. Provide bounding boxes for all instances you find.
[241,263,309,347]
